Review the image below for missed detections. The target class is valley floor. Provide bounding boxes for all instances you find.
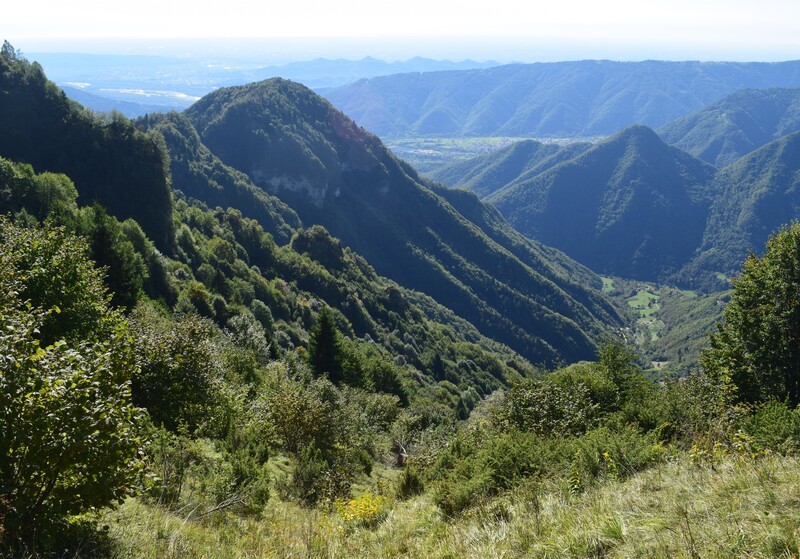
[103,452,800,558]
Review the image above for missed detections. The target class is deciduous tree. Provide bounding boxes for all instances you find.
[703,221,800,405]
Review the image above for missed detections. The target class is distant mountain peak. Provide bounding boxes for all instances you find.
[184,77,621,364]
[659,86,800,167]
[486,125,717,282]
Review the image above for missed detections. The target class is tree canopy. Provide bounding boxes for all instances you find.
[0,217,145,541]
[703,221,800,406]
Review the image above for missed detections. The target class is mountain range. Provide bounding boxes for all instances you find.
[33,52,498,117]
[0,48,624,369]
[234,56,500,90]
[9,44,800,371]
[658,87,800,168]
[324,60,800,138]
[485,126,718,283]
[175,78,621,364]
[431,117,800,290]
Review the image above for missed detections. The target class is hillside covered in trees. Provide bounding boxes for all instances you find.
[175,77,621,365]
[4,41,800,558]
[658,87,800,168]
[432,120,800,291]
[324,60,800,138]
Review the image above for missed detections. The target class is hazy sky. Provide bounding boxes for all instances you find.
[4,0,800,61]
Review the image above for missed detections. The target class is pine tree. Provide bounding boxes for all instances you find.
[307,308,345,383]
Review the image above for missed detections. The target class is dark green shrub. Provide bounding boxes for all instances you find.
[496,378,598,436]
[395,466,425,500]
[430,428,565,516]
[287,444,330,506]
[434,471,491,517]
[742,401,800,453]
[0,216,115,345]
[129,305,222,433]
[250,299,275,333]
[0,220,145,543]
[571,425,664,484]
[550,362,620,414]
[637,372,730,442]
[142,428,199,506]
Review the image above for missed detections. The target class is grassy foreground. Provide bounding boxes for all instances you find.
[102,452,800,558]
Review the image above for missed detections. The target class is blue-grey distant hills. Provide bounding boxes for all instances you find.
[486,127,718,283]
[427,140,592,199]
[33,52,498,117]
[658,87,800,168]
[60,85,167,117]
[433,125,800,291]
[324,60,800,138]
[235,56,500,90]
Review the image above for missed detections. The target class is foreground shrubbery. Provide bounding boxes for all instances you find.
[5,128,800,558]
[426,344,671,517]
[0,219,146,548]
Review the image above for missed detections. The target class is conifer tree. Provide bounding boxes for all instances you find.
[307,307,345,384]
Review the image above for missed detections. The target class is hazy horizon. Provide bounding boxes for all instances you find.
[7,36,800,65]
[5,0,800,64]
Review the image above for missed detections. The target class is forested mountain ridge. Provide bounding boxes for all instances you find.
[182,78,622,365]
[0,45,174,248]
[137,110,302,245]
[485,126,718,283]
[427,139,592,198]
[7,42,800,559]
[0,44,543,396]
[0,44,620,383]
[436,120,800,291]
[658,87,800,168]
[680,130,800,287]
[324,60,800,138]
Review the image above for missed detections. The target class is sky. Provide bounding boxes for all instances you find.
[4,0,800,62]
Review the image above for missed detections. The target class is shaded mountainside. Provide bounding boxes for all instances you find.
[184,78,623,365]
[137,111,301,245]
[0,49,174,248]
[324,60,800,138]
[681,131,800,287]
[658,87,800,168]
[427,139,592,198]
[0,50,543,401]
[487,126,718,283]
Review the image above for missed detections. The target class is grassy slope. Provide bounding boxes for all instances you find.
[104,453,800,558]
[604,277,725,373]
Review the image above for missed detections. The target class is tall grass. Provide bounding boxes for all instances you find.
[102,452,800,558]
